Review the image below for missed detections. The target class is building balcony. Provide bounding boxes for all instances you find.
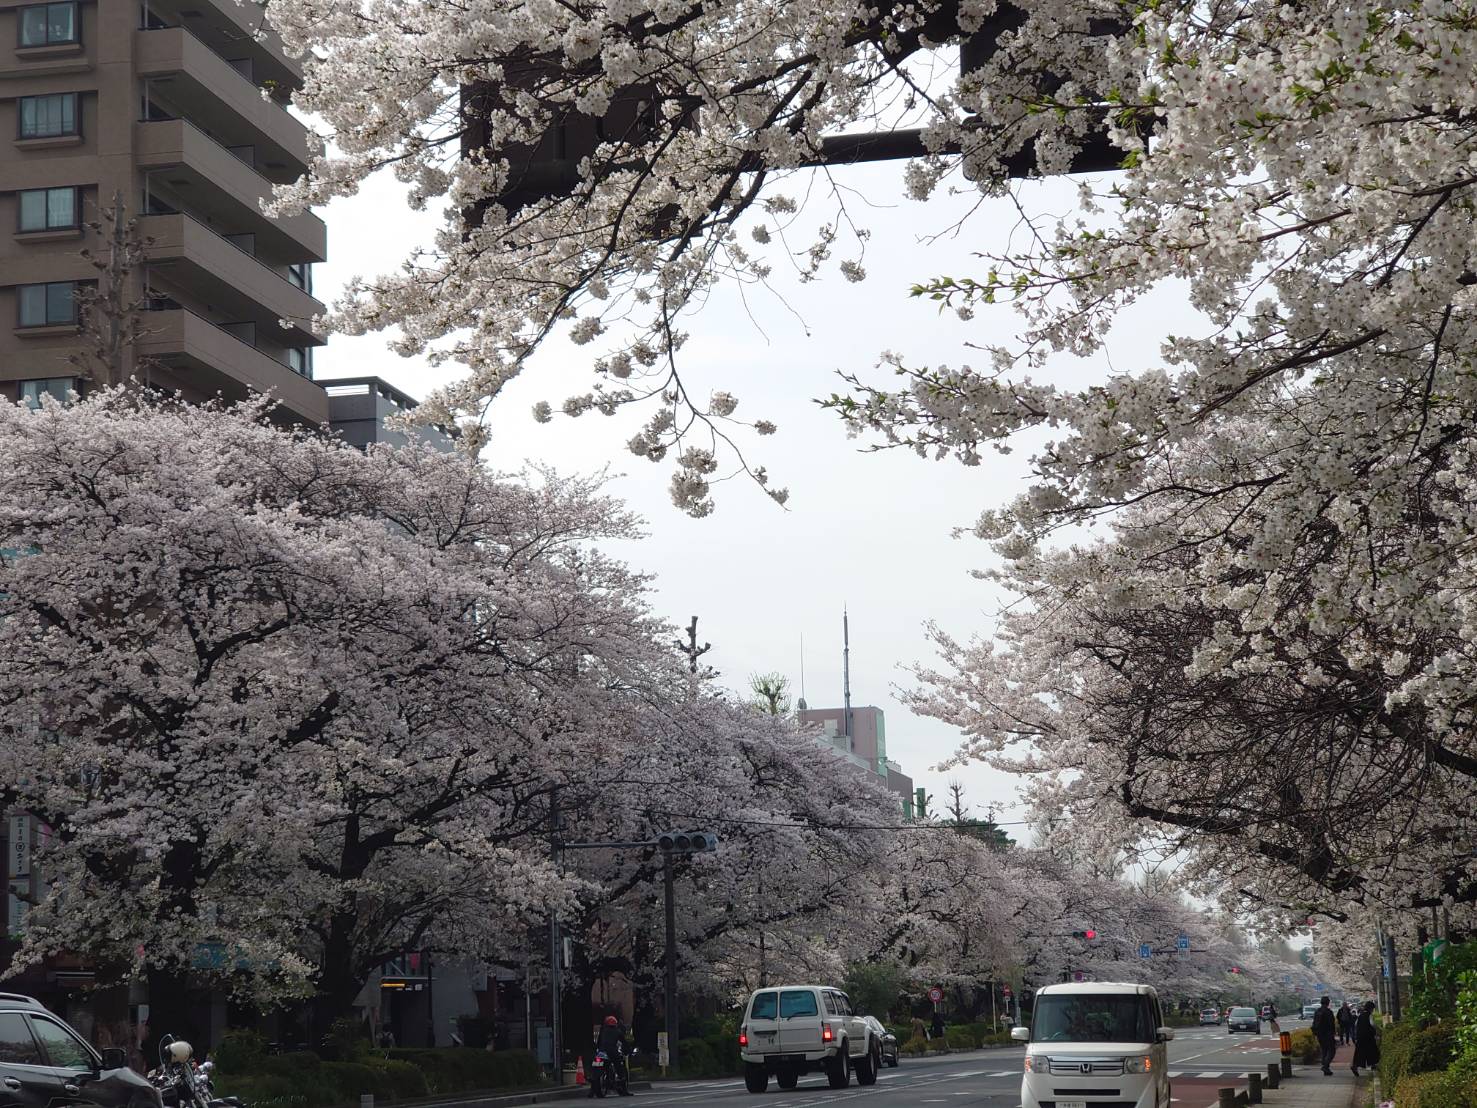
[140,0,303,90]
[139,213,325,345]
[136,308,328,424]
[136,27,314,180]
[136,119,326,263]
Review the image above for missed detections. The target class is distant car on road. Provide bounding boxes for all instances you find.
[1227,1006,1261,1034]
[1301,1004,1319,1020]
[1200,1008,1221,1025]
[862,1016,899,1068]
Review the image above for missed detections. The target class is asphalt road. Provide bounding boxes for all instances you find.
[621,1020,1298,1108]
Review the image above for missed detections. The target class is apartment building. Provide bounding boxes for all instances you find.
[0,0,328,422]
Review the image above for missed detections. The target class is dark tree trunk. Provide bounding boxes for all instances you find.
[311,914,369,1050]
[143,966,193,1065]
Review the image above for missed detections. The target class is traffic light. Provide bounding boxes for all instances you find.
[1071,929,1099,940]
[1230,966,1241,974]
[656,830,719,853]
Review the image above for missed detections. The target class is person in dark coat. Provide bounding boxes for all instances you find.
[1336,1003,1354,1045]
[1351,1002,1380,1076]
[1311,996,1337,1075]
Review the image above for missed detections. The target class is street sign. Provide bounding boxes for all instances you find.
[1176,935,1190,952]
[1139,943,1153,959]
[1002,986,1013,998]
[1073,971,1085,982]
[928,986,944,1003]
[1282,975,1291,984]
[657,1031,669,1068]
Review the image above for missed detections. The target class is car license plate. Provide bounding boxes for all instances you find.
[754,1031,776,1042]
[1058,1100,1087,1108]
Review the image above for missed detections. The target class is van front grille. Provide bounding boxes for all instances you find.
[1048,1058,1125,1076]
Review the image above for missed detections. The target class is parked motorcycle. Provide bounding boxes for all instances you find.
[147,1036,242,1108]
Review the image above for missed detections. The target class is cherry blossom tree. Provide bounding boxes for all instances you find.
[260,0,1477,530]
[550,695,901,1044]
[0,390,667,1038]
[904,419,1477,925]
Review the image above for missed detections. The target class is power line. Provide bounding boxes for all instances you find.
[645,813,1035,833]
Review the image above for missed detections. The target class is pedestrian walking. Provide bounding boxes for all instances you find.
[1336,1002,1354,1045]
[912,1015,927,1043]
[932,1009,946,1045]
[1267,1001,1279,1034]
[1351,1002,1380,1077]
[1311,996,1337,1075]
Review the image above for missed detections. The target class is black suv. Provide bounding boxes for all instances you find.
[0,993,162,1108]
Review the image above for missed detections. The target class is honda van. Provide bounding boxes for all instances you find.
[1012,982,1174,1108]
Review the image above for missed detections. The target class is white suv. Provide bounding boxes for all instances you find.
[739,984,881,1093]
[1014,983,1174,1108]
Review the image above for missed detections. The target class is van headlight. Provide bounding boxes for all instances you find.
[1123,1055,1152,1074]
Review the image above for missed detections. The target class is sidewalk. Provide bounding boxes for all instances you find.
[1188,1041,1367,1108]
[392,1081,653,1108]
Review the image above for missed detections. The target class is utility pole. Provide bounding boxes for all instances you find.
[664,852,680,1073]
[842,608,854,753]
[674,616,712,675]
[548,790,562,1083]
[1384,930,1402,1021]
[554,831,717,1079]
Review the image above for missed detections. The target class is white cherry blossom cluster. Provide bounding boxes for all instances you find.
[260,0,1125,510]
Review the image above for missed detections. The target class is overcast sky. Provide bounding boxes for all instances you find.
[310,159,1177,830]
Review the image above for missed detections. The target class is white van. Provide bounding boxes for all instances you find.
[1013,983,1174,1108]
[738,984,881,1093]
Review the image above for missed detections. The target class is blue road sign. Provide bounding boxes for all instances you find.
[1282,975,1291,984]
[1139,943,1153,959]
[1176,935,1190,951]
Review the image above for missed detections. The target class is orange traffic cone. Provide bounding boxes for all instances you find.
[575,1057,586,1086]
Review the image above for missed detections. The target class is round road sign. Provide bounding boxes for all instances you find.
[928,986,944,1003]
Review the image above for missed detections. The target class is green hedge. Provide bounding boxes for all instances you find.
[383,1048,541,1093]
[1384,1024,1457,1088]
[213,1045,541,1108]
[1395,1071,1477,1108]
[943,1027,974,1050]
[1287,1028,1321,1064]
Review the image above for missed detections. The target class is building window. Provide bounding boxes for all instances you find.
[17,281,76,327]
[286,262,312,293]
[18,377,79,407]
[17,186,77,232]
[287,347,312,378]
[19,3,78,47]
[18,93,78,139]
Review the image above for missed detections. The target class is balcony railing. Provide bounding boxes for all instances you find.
[138,22,292,115]
[144,209,321,321]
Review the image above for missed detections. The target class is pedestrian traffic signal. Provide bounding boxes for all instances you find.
[656,830,719,853]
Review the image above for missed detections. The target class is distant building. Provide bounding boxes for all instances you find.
[323,377,455,450]
[798,704,916,818]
